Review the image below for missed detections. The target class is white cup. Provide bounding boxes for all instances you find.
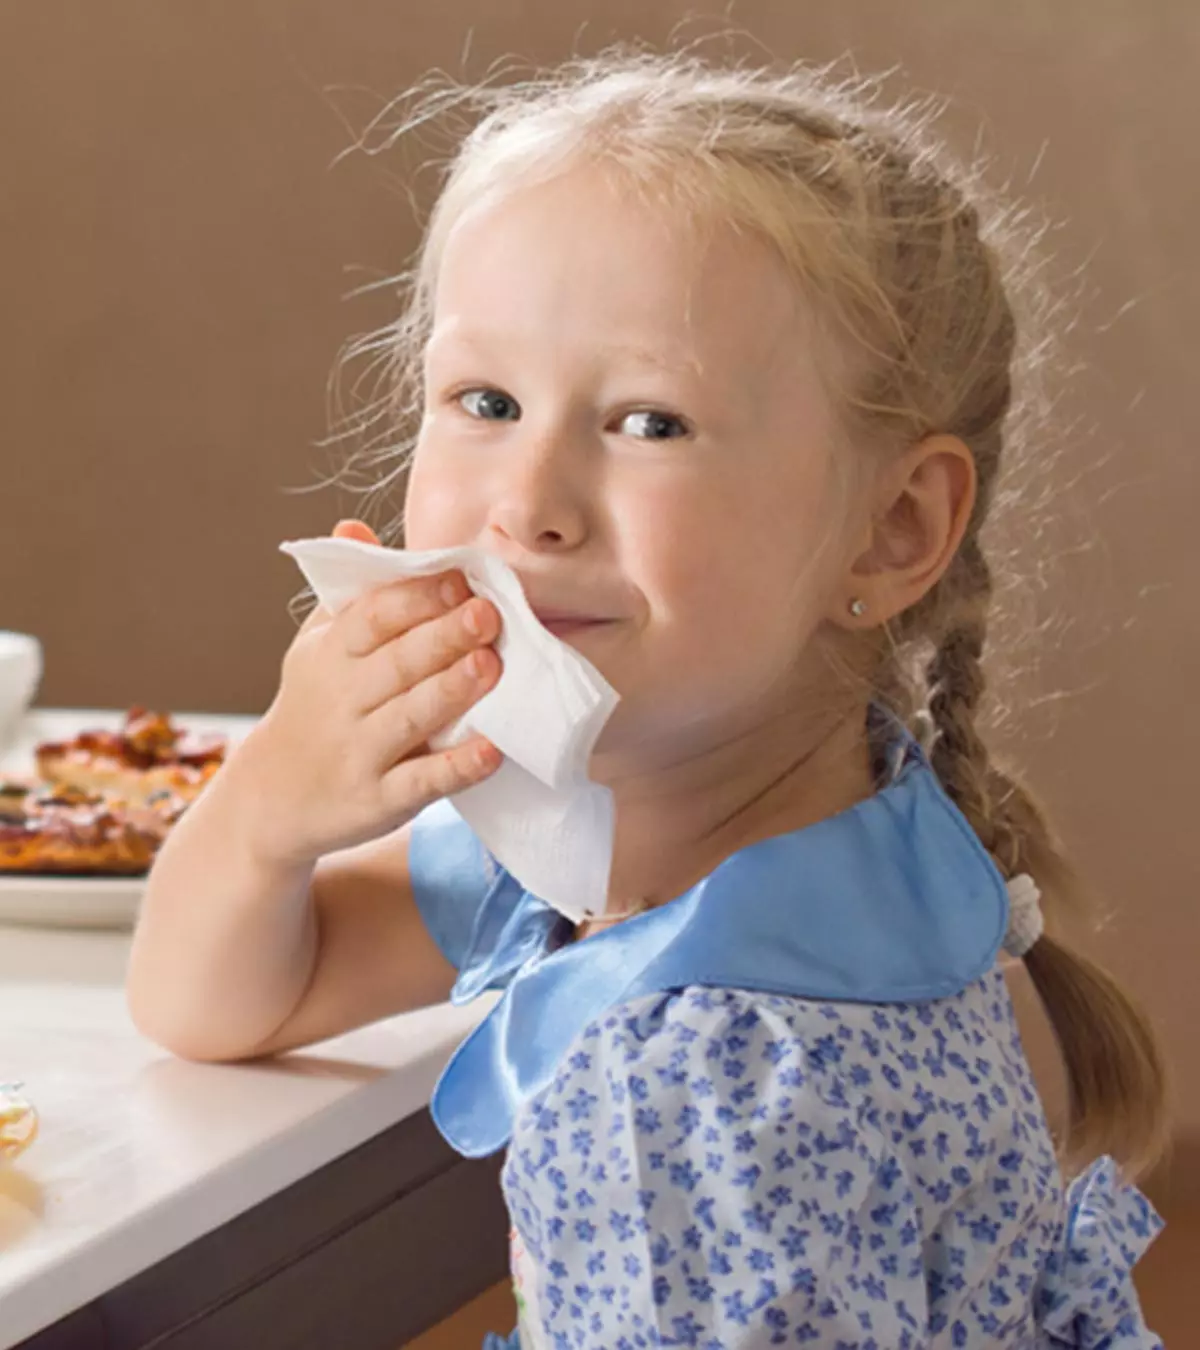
[0,633,43,746]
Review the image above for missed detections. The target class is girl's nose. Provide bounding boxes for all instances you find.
[485,433,591,554]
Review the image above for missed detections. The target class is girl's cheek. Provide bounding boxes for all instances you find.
[404,463,480,549]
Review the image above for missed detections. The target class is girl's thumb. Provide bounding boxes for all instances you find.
[332,519,381,545]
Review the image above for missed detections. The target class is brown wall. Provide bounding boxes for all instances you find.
[2,0,1196,1139]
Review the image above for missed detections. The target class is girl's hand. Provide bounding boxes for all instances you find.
[236,519,502,867]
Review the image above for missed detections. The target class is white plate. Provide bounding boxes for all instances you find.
[0,875,146,929]
[0,709,257,931]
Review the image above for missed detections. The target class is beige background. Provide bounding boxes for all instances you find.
[1,0,1195,1134]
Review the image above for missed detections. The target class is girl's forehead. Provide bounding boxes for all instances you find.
[431,166,817,377]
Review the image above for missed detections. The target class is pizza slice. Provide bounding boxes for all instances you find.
[35,708,227,807]
[0,782,175,875]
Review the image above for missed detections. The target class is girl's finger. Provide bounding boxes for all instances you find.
[365,646,502,765]
[332,518,382,545]
[338,571,469,658]
[380,734,503,817]
[355,597,501,712]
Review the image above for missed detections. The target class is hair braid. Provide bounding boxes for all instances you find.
[925,546,1168,1173]
[927,547,1008,858]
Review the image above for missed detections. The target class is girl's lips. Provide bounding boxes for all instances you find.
[536,615,614,638]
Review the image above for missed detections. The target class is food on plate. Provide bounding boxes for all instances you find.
[0,783,175,875]
[0,778,33,821]
[35,708,226,807]
[0,710,227,877]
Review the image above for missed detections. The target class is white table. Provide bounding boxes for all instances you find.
[0,712,500,1349]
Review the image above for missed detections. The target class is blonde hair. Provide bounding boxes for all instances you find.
[346,50,1167,1175]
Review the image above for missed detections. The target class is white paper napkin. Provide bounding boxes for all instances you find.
[281,537,620,920]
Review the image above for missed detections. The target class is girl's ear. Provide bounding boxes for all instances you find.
[830,434,977,628]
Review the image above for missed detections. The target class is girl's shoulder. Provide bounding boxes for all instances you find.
[554,972,1039,1123]
[514,973,1064,1237]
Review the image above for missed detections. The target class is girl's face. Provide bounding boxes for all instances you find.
[405,166,854,768]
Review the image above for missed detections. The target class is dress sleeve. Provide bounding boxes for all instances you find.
[503,987,930,1349]
[409,802,564,1000]
[1037,1157,1164,1349]
[407,800,495,970]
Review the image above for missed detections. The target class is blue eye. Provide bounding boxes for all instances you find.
[459,388,521,421]
[619,410,689,441]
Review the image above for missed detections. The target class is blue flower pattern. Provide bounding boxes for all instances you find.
[499,972,1162,1348]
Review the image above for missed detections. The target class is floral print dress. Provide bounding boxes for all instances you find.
[410,733,1164,1349]
[490,980,1161,1348]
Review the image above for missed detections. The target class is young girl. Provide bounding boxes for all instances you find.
[128,54,1168,1348]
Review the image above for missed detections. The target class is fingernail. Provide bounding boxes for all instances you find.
[467,649,487,678]
[441,577,460,608]
[463,601,483,637]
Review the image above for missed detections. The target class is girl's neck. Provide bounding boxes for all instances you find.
[594,698,875,918]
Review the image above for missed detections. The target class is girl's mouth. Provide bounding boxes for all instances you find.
[533,611,616,639]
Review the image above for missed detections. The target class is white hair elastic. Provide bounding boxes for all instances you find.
[1003,874,1044,958]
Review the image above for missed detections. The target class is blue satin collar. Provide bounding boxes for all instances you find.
[410,735,1008,1158]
